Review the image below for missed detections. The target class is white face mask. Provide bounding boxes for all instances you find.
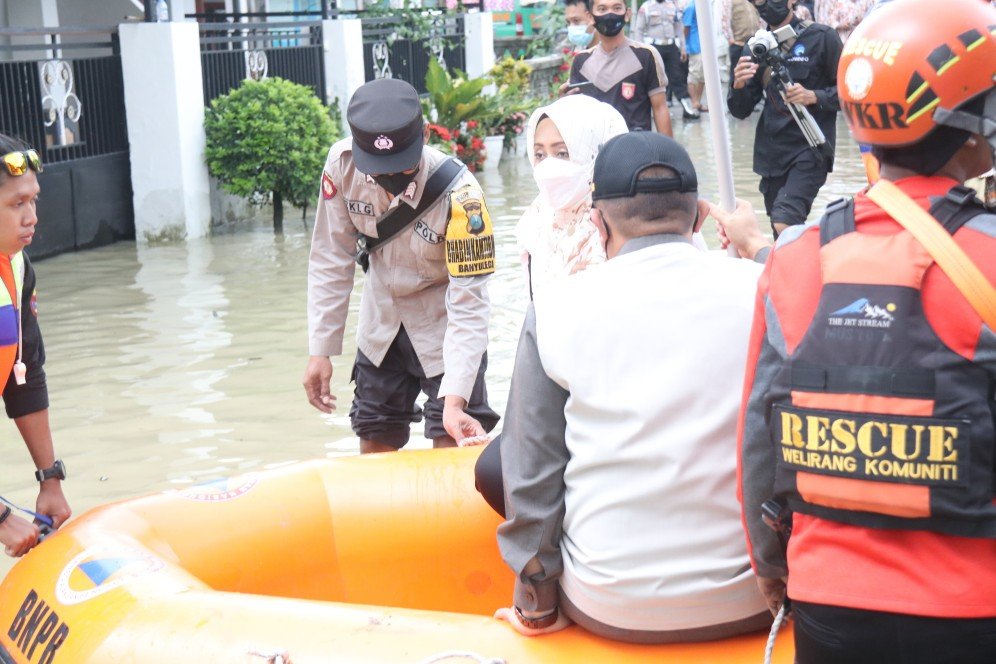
[532,157,591,210]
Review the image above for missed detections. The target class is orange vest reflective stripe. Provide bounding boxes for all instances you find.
[0,252,26,386]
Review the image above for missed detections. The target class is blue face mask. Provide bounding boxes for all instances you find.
[567,24,594,48]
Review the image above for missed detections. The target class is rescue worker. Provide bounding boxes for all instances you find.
[0,134,71,557]
[728,0,843,237]
[302,80,500,454]
[738,1,996,661]
[632,0,695,118]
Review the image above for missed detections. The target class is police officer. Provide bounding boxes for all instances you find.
[302,79,500,454]
[728,0,842,236]
[739,1,996,661]
[632,0,695,118]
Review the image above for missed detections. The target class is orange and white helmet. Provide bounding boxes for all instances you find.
[837,0,995,148]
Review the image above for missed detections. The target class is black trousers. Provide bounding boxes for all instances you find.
[759,152,829,232]
[793,601,996,664]
[474,432,506,516]
[654,43,688,101]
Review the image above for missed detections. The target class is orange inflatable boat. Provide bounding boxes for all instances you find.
[0,447,793,663]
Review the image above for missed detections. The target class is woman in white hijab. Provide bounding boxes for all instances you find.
[517,95,708,299]
[516,95,627,298]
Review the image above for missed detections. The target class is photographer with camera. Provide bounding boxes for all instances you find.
[727,0,842,237]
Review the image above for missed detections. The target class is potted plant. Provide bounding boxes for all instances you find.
[204,77,338,233]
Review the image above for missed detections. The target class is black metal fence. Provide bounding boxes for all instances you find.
[0,26,129,165]
[198,19,326,106]
[0,26,133,258]
[361,14,466,94]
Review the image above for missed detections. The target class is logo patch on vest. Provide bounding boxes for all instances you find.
[620,82,636,100]
[828,298,896,329]
[774,405,970,487]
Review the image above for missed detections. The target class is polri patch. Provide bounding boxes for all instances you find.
[621,82,635,100]
[414,219,443,244]
[446,185,495,277]
[321,171,337,199]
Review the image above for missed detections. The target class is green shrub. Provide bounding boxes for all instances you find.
[204,77,338,232]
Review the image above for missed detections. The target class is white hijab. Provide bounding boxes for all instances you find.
[526,95,629,172]
[517,97,628,297]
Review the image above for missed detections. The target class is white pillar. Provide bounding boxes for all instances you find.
[119,21,211,242]
[322,18,365,131]
[463,11,494,80]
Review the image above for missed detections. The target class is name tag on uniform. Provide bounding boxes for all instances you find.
[414,220,444,244]
[347,200,375,216]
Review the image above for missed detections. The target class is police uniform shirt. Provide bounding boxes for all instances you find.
[307,141,494,402]
[727,18,843,176]
[570,40,669,132]
[633,0,683,44]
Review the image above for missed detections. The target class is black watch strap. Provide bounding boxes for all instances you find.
[513,605,559,630]
[35,459,66,482]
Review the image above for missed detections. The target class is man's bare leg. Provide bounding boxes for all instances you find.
[360,438,398,454]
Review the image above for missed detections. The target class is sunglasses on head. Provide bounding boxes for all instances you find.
[1,150,43,177]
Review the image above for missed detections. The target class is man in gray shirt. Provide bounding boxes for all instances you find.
[494,132,768,641]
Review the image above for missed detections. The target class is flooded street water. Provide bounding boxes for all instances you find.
[0,113,869,580]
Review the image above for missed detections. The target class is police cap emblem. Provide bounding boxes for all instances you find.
[374,135,394,151]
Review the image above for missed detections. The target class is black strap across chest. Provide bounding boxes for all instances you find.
[357,157,465,257]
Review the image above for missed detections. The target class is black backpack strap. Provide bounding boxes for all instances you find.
[819,197,855,246]
[927,185,986,235]
[355,157,466,271]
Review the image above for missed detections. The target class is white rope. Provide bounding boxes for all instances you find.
[763,604,788,664]
[416,651,506,664]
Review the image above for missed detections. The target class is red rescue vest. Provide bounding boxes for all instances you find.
[770,187,996,538]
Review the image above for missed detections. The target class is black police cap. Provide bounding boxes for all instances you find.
[592,132,698,201]
[347,79,425,176]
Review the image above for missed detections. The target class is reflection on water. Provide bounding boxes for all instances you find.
[0,113,869,579]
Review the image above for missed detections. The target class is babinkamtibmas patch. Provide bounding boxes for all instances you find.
[446,185,495,277]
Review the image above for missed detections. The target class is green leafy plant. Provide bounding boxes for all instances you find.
[204,77,338,233]
[422,59,498,128]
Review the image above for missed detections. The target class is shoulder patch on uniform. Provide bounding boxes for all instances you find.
[321,171,337,199]
[446,185,495,277]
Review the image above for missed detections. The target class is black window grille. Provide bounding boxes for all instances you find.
[0,26,129,165]
[361,14,466,94]
[198,20,326,106]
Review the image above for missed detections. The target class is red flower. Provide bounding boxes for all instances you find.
[471,137,484,150]
[456,144,465,154]
[467,120,478,130]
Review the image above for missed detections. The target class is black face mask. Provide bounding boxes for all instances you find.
[372,168,418,197]
[593,12,626,37]
[757,0,791,26]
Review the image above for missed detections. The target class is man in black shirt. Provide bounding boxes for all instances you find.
[727,0,842,236]
[569,0,672,135]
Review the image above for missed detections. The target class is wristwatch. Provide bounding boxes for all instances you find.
[35,459,66,482]
[513,605,559,630]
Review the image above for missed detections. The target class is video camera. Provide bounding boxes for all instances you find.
[746,25,834,163]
